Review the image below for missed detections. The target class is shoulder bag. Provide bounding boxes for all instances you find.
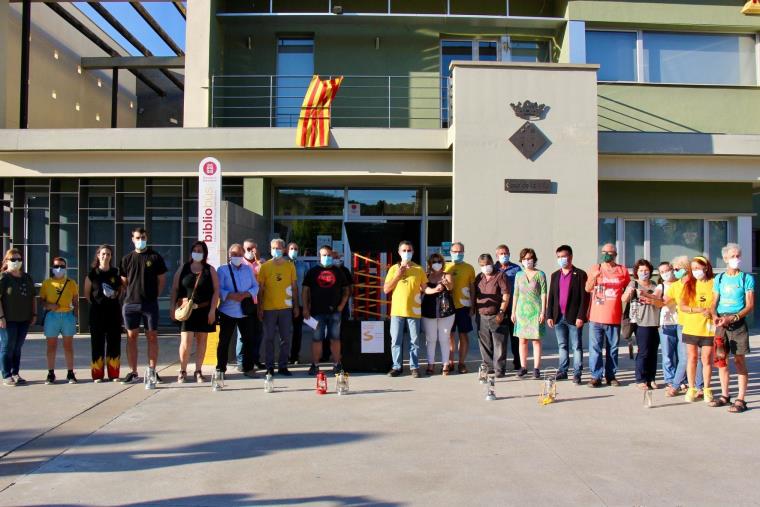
[175,270,201,322]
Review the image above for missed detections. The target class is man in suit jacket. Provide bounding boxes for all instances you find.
[546,245,589,384]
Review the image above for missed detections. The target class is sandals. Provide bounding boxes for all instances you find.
[194,370,205,383]
[665,386,679,397]
[636,383,649,391]
[442,365,450,376]
[708,395,731,408]
[728,399,747,413]
[177,371,187,383]
[425,367,435,376]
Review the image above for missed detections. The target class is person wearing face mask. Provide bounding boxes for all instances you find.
[257,238,299,376]
[83,245,122,382]
[653,262,682,395]
[321,250,354,363]
[303,245,350,376]
[216,243,260,379]
[0,249,36,386]
[421,253,455,375]
[623,259,662,390]
[474,254,510,378]
[546,245,589,384]
[40,257,79,384]
[170,241,220,383]
[709,243,754,413]
[511,248,547,379]
[119,227,168,384]
[384,240,427,377]
[677,256,715,404]
[444,242,476,375]
[494,244,521,372]
[287,242,308,366]
[585,243,630,388]
[239,239,263,370]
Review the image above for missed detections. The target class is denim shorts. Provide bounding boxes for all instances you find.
[44,311,77,337]
[451,306,474,333]
[312,313,341,342]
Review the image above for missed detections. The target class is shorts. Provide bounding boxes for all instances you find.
[123,301,160,331]
[44,311,77,337]
[682,334,713,347]
[451,306,474,333]
[717,317,750,356]
[312,312,341,342]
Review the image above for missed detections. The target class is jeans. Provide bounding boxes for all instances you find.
[634,326,660,384]
[0,321,30,378]
[589,323,620,381]
[422,315,455,366]
[476,314,506,372]
[390,316,421,370]
[555,316,583,378]
[218,312,258,373]
[660,325,680,386]
[670,325,703,388]
[313,313,341,342]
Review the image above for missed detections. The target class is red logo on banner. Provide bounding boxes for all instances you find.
[203,161,218,176]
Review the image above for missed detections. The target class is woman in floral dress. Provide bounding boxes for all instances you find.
[511,248,547,379]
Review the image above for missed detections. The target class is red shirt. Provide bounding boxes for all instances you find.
[588,264,630,325]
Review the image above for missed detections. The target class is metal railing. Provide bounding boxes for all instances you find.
[210,74,452,128]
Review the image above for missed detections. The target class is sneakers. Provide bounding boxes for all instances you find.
[45,371,56,385]
[177,371,187,384]
[496,370,506,379]
[308,363,319,376]
[411,368,420,378]
[517,368,528,378]
[242,370,258,379]
[533,368,541,379]
[685,387,699,403]
[703,387,714,404]
[3,376,16,386]
[13,375,26,385]
[155,372,163,384]
[606,378,621,387]
[387,368,402,377]
[573,375,582,385]
[278,367,293,377]
[120,371,139,384]
[266,367,275,376]
[556,372,568,381]
[66,371,78,384]
[588,378,602,388]
[333,363,344,374]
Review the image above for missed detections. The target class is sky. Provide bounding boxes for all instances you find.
[73,2,186,56]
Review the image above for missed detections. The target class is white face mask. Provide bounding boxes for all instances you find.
[522,259,534,269]
[431,262,443,272]
[229,256,243,267]
[134,239,147,251]
[692,269,705,280]
[661,271,674,282]
[244,251,255,261]
[52,267,66,278]
[638,271,650,281]
[480,265,493,275]
[400,251,413,263]
[498,254,509,265]
[288,249,298,260]
[728,258,741,270]
[557,257,569,269]
[7,261,22,272]
[191,252,204,262]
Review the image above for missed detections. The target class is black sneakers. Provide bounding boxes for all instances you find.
[45,371,56,385]
[308,363,319,376]
[66,371,78,384]
[278,368,293,377]
[120,371,139,384]
[387,368,402,377]
[517,368,528,378]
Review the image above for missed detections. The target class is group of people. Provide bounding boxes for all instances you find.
[0,230,754,413]
[384,240,754,413]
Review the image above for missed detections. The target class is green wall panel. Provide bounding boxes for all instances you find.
[599,181,753,214]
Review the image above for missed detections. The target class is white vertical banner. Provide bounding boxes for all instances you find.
[198,156,222,267]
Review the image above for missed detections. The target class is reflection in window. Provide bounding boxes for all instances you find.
[586,31,637,81]
[348,189,421,216]
[650,219,704,264]
[598,218,617,252]
[276,38,314,127]
[510,40,550,63]
[275,188,344,216]
[274,220,343,257]
[708,220,729,268]
[625,220,645,265]
[427,220,452,253]
[427,187,452,216]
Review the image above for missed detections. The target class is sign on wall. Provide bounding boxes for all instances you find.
[361,321,385,353]
[198,157,222,267]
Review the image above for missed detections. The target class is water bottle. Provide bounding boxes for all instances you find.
[144,366,156,390]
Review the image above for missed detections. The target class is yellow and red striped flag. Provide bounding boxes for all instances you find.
[295,75,343,148]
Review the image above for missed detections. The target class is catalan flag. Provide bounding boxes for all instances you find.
[742,0,760,14]
[295,75,344,148]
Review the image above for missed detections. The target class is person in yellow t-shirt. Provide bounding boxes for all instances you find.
[257,239,299,376]
[676,256,716,404]
[384,240,427,377]
[444,242,476,374]
[39,257,79,384]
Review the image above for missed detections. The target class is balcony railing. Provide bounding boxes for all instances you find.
[210,74,451,129]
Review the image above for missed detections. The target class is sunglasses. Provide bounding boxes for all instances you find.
[53,264,66,268]
[9,258,21,262]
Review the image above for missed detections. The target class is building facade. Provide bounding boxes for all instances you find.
[0,0,758,327]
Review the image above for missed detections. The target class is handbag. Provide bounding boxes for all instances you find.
[229,264,256,316]
[620,281,639,341]
[38,278,69,326]
[436,289,456,318]
[175,271,201,322]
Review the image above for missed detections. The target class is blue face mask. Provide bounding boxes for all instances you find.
[557,257,569,269]
[499,254,509,265]
[134,239,147,251]
[400,251,413,262]
[451,252,464,263]
[321,255,333,267]
[271,248,283,259]
[288,249,298,260]
[674,268,686,280]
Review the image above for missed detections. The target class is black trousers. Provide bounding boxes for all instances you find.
[218,310,258,373]
[635,326,660,384]
[289,308,304,362]
[90,304,122,380]
[498,318,521,369]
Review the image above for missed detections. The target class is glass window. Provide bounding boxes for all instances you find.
[27,208,49,245]
[53,195,78,224]
[643,32,756,86]
[276,38,314,127]
[347,189,421,216]
[57,224,78,268]
[88,218,114,246]
[478,41,498,62]
[586,31,637,82]
[27,245,49,284]
[275,188,344,216]
[598,218,617,252]
[708,220,729,268]
[148,210,182,245]
[650,219,704,264]
[427,220,452,252]
[274,220,343,257]
[510,40,550,63]
[441,40,473,78]
[625,220,645,266]
[117,195,145,222]
[427,187,452,216]
[147,185,181,208]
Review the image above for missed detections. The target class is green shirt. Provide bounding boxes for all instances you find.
[0,272,35,322]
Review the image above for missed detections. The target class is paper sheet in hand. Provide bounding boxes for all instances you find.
[303,316,319,330]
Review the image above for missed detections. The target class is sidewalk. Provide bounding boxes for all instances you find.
[0,333,759,506]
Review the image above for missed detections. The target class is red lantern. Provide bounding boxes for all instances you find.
[316,371,328,395]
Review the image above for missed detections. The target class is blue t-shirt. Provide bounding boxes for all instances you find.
[714,271,755,314]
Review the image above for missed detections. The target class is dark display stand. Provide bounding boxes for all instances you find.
[340,320,392,373]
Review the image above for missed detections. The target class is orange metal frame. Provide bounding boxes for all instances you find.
[351,252,392,320]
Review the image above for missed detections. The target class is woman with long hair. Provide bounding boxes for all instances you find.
[0,249,36,386]
[170,241,219,383]
[420,252,454,375]
[83,245,123,382]
[677,256,715,403]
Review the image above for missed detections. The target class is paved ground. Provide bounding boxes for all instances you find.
[1,332,759,507]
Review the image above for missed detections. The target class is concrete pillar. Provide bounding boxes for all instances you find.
[184,0,211,127]
[243,177,271,249]
[0,0,8,128]
[450,61,600,271]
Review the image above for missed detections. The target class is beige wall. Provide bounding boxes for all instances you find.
[5,3,136,128]
[451,62,599,270]
[184,0,211,127]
